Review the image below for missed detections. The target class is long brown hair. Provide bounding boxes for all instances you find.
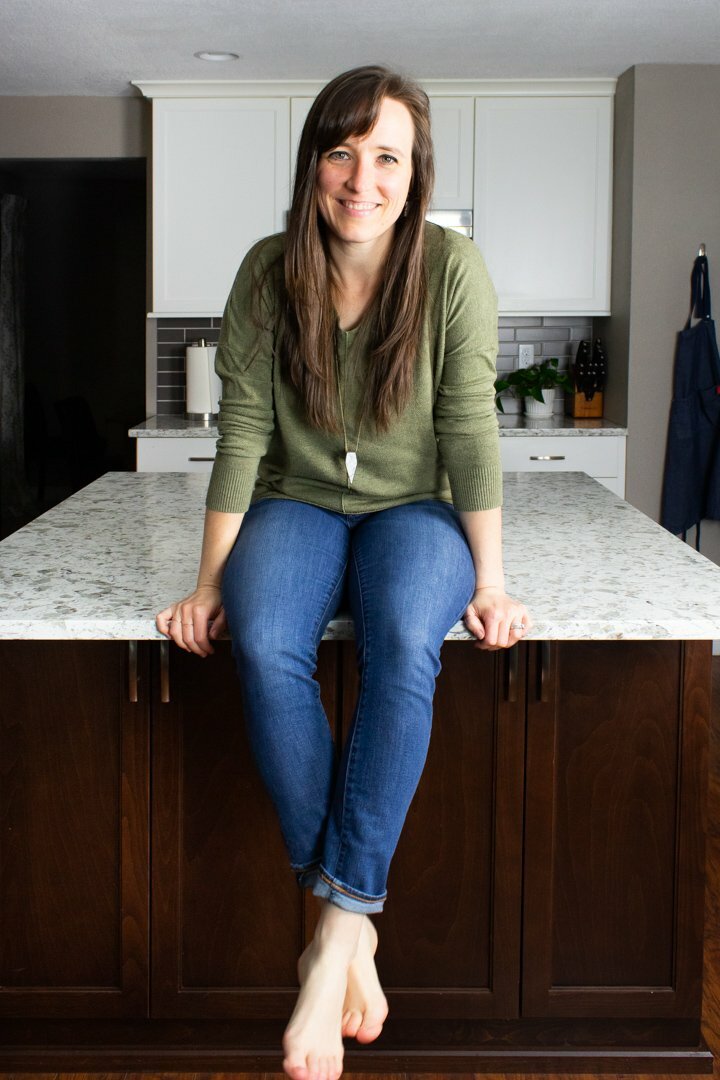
[280,64,435,434]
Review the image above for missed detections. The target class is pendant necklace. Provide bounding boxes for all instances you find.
[334,338,364,486]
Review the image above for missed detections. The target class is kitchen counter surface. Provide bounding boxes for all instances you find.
[129,414,628,437]
[0,470,717,641]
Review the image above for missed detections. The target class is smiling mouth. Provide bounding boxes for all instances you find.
[339,200,379,212]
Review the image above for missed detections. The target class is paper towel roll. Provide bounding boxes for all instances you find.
[186,344,221,420]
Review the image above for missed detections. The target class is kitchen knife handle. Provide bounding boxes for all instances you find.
[538,641,551,702]
[128,641,138,703]
[188,456,216,462]
[504,645,519,703]
[530,455,565,461]
[160,640,170,703]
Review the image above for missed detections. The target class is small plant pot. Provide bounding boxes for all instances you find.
[524,388,555,419]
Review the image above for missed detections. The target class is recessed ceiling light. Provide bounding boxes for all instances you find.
[194,51,240,62]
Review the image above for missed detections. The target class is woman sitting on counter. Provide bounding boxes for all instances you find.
[157,64,532,1080]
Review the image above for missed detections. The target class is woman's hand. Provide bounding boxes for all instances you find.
[463,586,533,650]
[156,585,227,657]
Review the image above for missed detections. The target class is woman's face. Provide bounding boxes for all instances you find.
[315,96,415,253]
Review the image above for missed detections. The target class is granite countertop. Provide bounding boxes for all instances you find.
[0,471,717,641]
[129,415,628,438]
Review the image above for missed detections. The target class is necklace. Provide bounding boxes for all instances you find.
[334,333,364,486]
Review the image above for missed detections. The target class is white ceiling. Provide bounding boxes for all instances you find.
[2,0,720,97]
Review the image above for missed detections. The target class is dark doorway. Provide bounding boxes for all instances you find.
[0,158,145,537]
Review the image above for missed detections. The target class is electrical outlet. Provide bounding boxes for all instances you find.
[518,344,534,369]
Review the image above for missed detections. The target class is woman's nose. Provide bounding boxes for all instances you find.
[346,156,373,192]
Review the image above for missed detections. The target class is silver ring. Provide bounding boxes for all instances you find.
[510,622,526,630]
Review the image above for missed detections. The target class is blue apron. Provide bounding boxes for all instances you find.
[660,254,720,549]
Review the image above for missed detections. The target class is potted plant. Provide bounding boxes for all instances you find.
[495,357,574,418]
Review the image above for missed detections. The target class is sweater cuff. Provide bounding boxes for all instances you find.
[205,458,258,513]
[447,463,503,511]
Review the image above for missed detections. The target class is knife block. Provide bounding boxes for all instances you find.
[565,387,604,418]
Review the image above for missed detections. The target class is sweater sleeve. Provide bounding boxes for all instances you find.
[433,239,503,511]
[204,239,279,514]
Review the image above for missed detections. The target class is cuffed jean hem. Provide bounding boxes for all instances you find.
[293,862,386,914]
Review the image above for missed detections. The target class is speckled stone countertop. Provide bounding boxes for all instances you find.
[129,415,628,438]
[0,471,717,641]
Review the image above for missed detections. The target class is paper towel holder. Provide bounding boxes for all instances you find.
[185,337,221,424]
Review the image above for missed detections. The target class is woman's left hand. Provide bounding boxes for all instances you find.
[463,586,533,650]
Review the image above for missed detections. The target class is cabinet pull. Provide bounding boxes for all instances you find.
[529,455,565,461]
[538,641,551,702]
[160,640,170,703]
[128,641,138,703]
[504,646,519,702]
[188,456,216,462]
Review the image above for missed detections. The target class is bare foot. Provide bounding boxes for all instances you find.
[341,915,389,1043]
[282,937,353,1080]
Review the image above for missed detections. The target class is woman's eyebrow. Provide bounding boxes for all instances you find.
[375,145,405,156]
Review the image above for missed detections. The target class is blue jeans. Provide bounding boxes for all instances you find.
[221,497,476,914]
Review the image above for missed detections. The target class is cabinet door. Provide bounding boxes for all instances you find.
[151,640,340,1018]
[0,642,149,1018]
[342,641,525,1019]
[152,98,290,314]
[522,641,709,1018]
[474,96,612,314]
[429,97,474,209]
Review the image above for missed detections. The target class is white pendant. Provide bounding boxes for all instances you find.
[345,451,357,484]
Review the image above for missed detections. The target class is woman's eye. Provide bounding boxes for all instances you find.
[327,150,350,161]
[379,154,398,165]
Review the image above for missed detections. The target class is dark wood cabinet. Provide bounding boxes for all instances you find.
[0,637,712,1071]
[0,642,149,1019]
[522,641,708,1021]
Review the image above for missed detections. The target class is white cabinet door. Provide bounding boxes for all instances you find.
[474,96,612,314]
[429,98,474,209]
[152,98,290,313]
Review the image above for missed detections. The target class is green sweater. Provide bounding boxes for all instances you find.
[205,222,502,515]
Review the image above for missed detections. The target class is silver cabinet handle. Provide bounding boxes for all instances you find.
[188,456,216,462]
[160,640,170,703]
[128,641,138,703]
[529,455,566,461]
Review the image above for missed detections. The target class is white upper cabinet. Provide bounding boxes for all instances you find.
[152,98,290,313]
[136,81,614,316]
[428,98,474,209]
[474,95,612,314]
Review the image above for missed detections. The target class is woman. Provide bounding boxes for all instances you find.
[157,64,532,1080]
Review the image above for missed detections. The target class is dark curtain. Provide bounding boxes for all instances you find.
[0,193,32,537]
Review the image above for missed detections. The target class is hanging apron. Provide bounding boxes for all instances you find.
[660,254,720,548]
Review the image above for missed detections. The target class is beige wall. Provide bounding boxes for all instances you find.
[0,96,149,157]
[597,63,720,564]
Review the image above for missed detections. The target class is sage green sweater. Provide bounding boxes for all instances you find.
[205,222,502,515]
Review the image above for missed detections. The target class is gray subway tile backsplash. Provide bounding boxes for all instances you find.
[154,316,593,414]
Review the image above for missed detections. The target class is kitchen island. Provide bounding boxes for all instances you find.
[0,470,718,1071]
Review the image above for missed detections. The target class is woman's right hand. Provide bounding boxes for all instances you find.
[156,584,227,657]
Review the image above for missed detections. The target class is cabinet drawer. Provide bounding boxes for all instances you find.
[136,437,216,472]
[500,436,622,478]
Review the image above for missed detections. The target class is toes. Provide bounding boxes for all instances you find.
[283,1057,310,1080]
[341,1008,363,1037]
[355,1021,384,1043]
[355,1005,388,1043]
